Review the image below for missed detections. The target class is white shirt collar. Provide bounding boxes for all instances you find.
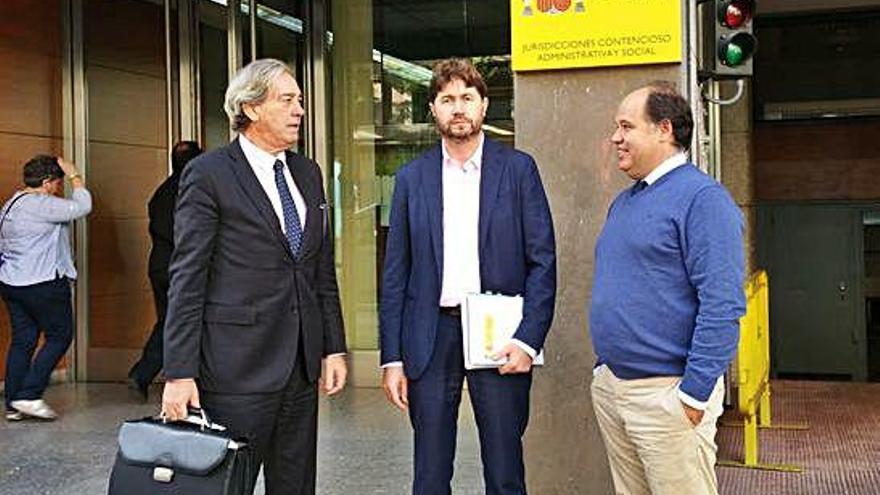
[643,151,687,185]
[239,133,287,171]
[441,133,484,173]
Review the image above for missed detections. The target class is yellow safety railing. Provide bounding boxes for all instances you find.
[718,270,806,472]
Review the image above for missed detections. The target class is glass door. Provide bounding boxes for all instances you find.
[197,0,308,152]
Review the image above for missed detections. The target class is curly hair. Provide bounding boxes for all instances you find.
[429,58,488,102]
[23,155,64,188]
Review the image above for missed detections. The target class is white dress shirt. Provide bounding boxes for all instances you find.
[439,136,483,307]
[642,151,687,186]
[239,134,306,232]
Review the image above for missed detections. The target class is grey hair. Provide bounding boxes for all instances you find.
[224,59,296,132]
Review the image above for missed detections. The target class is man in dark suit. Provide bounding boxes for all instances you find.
[380,58,556,495]
[161,59,347,495]
[128,140,202,399]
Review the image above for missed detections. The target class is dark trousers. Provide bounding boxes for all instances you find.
[408,312,532,495]
[200,355,318,495]
[128,271,168,387]
[1,277,73,410]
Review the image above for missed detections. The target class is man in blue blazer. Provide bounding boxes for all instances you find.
[380,58,556,495]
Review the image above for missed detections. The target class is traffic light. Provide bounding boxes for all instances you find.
[700,0,757,79]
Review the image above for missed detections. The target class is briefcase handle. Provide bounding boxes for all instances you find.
[157,407,227,432]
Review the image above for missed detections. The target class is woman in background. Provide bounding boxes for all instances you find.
[1,155,91,421]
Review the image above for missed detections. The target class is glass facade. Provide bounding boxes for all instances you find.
[330,0,514,352]
[0,0,513,382]
[198,1,307,152]
[199,0,230,151]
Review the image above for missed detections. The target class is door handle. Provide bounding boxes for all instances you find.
[838,281,858,345]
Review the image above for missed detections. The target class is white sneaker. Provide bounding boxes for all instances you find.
[10,399,58,420]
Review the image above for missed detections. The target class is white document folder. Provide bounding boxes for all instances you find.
[461,293,545,370]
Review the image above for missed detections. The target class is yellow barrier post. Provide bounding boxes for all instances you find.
[718,271,806,473]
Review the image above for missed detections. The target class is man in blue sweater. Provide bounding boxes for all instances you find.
[589,82,745,495]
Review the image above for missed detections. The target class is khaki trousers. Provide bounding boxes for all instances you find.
[591,365,724,495]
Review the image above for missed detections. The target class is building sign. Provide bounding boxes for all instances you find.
[511,0,682,71]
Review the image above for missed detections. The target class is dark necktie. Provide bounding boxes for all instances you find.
[633,180,648,194]
[273,160,303,258]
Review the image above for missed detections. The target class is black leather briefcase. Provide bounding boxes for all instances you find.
[108,410,252,495]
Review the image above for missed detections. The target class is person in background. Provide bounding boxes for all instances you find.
[128,141,202,400]
[1,154,91,421]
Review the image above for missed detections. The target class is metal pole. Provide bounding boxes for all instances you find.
[178,0,199,141]
[306,0,330,182]
[228,0,242,141]
[708,80,722,181]
[165,0,174,170]
[249,0,257,62]
[64,0,90,382]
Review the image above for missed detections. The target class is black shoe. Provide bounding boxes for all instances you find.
[128,378,149,402]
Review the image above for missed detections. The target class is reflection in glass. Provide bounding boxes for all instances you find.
[199,0,306,153]
[199,1,229,151]
[254,1,306,154]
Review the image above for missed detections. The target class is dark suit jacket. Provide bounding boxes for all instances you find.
[146,173,179,287]
[379,138,556,380]
[163,138,346,394]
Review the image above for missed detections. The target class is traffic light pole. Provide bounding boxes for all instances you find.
[706,80,723,181]
[702,78,746,181]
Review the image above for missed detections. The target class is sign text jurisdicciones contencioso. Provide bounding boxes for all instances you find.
[511,0,682,71]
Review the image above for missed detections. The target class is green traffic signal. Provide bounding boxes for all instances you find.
[725,44,744,66]
[718,32,756,67]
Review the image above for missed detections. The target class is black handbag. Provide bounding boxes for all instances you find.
[108,409,253,495]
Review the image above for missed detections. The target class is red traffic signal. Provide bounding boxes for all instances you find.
[719,0,754,28]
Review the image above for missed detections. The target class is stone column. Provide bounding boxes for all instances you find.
[720,80,756,272]
[331,0,380,386]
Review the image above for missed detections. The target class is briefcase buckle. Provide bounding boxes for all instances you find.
[153,466,174,483]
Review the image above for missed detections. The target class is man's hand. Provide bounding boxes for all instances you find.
[382,366,408,412]
[321,355,347,396]
[161,378,200,421]
[681,401,704,427]
[495,343,533,375]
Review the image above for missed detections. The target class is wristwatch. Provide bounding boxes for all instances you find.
[67,173,82,181]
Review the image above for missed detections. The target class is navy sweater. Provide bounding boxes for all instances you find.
[590,164,746,402]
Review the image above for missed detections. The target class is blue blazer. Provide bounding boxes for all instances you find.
[379,138,556,380]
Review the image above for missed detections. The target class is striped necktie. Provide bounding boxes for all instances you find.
[273,160,303,258]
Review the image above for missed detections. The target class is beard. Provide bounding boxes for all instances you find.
[437,115,483,142]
